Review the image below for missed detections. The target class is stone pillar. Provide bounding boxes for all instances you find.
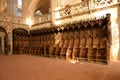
[7,30,12,55]
[1,36,4,54]
[0,37,1,53]
[22,0,29,17]
[0,32,5,55]
[0,0,6,11]
[106,14,111,63]
[51,0,57,25]
[117,5,120,59]
[6,0,13,14]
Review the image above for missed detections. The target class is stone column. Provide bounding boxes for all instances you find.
[0,0,7,11]
[51,0,57,25]
[22,0,28,17]
[0,37,2,54]
[1,36,4,54]
[7,31,12,55]
[6,0,13,14]
[117,5,120,59]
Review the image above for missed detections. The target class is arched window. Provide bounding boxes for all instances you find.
[17,0,22,9]
[34,10,42,16]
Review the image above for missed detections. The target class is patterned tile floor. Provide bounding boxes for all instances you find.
[0,55,120,80]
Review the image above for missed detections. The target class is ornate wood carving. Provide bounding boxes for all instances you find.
[12,14,111,63]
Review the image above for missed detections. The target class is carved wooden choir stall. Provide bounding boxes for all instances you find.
[13,14,111,63]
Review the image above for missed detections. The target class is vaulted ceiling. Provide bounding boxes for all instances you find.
[36,0,50,14]
[28,0,50,16]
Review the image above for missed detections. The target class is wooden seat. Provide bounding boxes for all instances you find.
[55,47,61,57]
[49,46,56,57]
[96,48,107,63]
[60,48,67,58]
[44,46,49,57]
[72,48,80,59]
[87,48,97,62]
[79,48,88,61]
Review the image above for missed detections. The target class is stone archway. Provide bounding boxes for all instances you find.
[0,27,8,55]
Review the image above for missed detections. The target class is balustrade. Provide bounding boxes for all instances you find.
[0,12,51,26]
[41,14,51,23]
[93,0,113,9]
[72,0,89,15]
[55,0,115,19]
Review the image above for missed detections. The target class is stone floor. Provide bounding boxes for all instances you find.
[0,55,120,80]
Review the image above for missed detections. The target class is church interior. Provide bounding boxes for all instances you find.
[0,0,120,80]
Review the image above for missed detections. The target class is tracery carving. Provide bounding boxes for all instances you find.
[93,0,113,8]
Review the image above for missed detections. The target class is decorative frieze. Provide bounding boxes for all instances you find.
[93,0,113,8]
[72,0,89,14]
[55,0,117,19]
